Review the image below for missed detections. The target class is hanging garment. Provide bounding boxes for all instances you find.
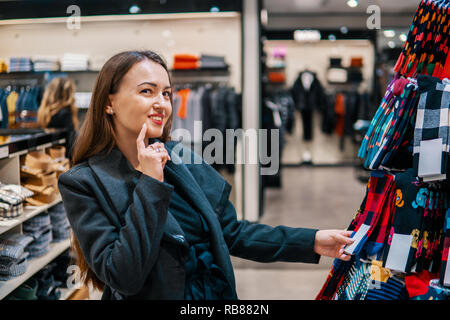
[394,0,450,79]
[176,88,191,120]
[291,70,325,141]
[334,93,345,138]
[334,260,371,300]
[413,76,450,181]
[382,169,424,272]
[344,171,395,257]
[6,91,18,128]
[366,274,408,300]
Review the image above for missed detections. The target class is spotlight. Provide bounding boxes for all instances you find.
[383,30,396,38]
[210,6,220,12]
[129,5,141,14]
[347,0,358,8]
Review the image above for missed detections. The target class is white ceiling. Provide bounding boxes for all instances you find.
[264,0,420,14]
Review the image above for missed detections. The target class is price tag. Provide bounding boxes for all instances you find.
[418,138,443,177]
[385,233,413,272]
[444,247,450,287]
[344,224,370,255]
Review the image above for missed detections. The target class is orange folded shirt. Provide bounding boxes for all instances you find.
[268,71,286,83]
[173,61,200,70]
[173,54,199,62]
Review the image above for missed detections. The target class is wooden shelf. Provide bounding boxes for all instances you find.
[0,238,70,300]
[59,286,78,300]
[0,196,62,235]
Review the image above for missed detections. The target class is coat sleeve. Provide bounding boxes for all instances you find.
[218,199,321,264]
[58,167,174,295]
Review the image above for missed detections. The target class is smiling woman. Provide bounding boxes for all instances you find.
[58,50,354,300]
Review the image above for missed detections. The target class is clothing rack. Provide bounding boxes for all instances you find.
[317,0,450,300]
[0,79,39,88]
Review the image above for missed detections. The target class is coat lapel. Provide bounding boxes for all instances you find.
[164,142,236,287]
[87,147,186,243]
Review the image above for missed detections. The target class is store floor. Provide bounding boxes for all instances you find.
[232,166,366,300]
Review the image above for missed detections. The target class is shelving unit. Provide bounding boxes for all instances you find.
[59,286,78,300]
[0,196,62,235]
[0,238,70,300]
[0,128,71,300]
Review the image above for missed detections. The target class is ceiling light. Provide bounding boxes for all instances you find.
[388,41,396,48]
[294,30,321,42]
[399,33,407,42]
[383,30,396,38]
[347,0,358,8]
[340,26,348,34]
[328,34,336,42]
[210,6,220,12]
[129,5,141,14]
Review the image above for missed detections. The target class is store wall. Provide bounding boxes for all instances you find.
[0,13,242,91]
[265,39,374,92]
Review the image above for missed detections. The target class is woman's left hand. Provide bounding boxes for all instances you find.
[314,230,354,261]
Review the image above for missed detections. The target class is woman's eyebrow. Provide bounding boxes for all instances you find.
[137,82,171,90]
[137,82,157,87]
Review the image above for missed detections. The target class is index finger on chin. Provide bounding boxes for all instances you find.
[136,123,147,152]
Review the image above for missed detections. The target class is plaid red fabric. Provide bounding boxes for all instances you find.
[366,185,397,256]
[351,171,395,238]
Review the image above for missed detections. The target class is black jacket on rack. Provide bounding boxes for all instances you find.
[291,71,325,141]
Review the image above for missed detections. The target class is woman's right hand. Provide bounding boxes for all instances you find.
[136,123,171,182]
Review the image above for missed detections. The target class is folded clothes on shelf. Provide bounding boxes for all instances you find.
[200,54,228,69]
[9,57,33,72]
[48,203,71,242]
[0,59,7,73]
[32,55,60,72]
[0,251,29,280]
[4,278,38,300]
[20,149,68,205]
[173,53,200,70]
[0,184,33,219]
[23,213,53,258]
[0,233,33,280]
[32,262,63,300]
[61,53,89,71]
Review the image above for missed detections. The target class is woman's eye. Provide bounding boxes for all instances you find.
[141,89,152,94]
[163,91,171,97]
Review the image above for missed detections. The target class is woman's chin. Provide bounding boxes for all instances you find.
[145,127,163,139]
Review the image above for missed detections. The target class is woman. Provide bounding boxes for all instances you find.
[58,50,354,300]
[37,77,79,158]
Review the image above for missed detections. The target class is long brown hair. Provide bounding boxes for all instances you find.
[37,77,79,130]
[71,50,173,291]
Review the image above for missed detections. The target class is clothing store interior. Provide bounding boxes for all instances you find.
[0,0,449,301]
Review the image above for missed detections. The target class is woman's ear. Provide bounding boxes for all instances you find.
[106,95,114,115]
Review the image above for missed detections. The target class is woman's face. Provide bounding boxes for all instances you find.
[108,59,172,139]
